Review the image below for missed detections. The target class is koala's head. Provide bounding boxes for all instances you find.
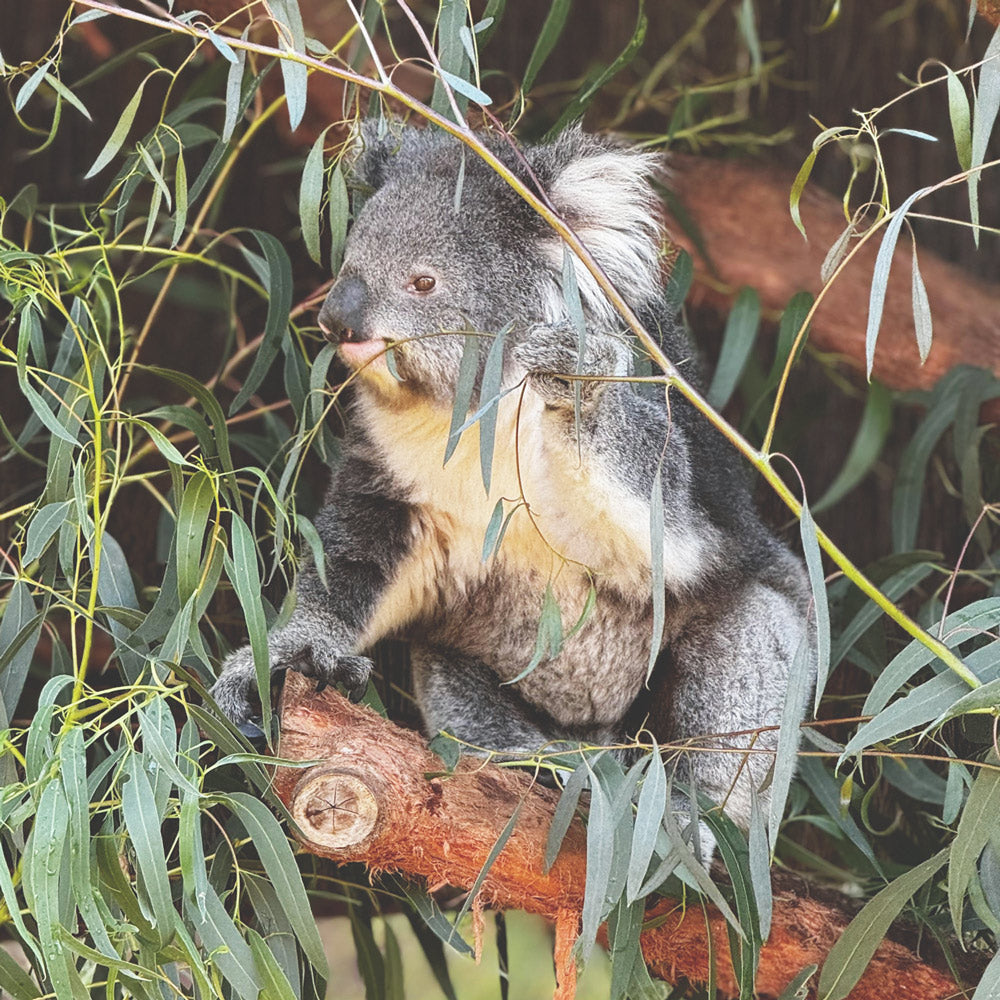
[317,121,663,403]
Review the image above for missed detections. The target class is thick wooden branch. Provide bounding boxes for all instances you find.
[274,671,969,1000]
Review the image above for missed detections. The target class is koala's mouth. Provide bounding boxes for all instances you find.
[338,331,389,369]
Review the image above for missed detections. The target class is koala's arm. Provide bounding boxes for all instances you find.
[211,455,412,725]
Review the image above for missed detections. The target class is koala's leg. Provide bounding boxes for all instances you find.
[211,461,413,725]
[648,573,812,862]
[411,645,614,756]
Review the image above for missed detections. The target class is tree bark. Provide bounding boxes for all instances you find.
[273,671,972,1000]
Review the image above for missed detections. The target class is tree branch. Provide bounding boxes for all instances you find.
[273,671,971,1000]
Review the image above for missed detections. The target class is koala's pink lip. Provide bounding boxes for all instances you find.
[339,336,388,369]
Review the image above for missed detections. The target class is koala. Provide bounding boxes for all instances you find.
[212,121,812,857]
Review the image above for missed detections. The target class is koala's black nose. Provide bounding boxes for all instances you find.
[318,274,369,342]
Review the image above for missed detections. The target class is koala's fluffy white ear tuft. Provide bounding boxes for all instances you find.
[543,131,665,320]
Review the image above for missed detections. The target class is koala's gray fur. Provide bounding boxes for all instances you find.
[212,121,813,857]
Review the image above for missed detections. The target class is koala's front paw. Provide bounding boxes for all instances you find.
[515,323,630,407]
[211,629,374,725]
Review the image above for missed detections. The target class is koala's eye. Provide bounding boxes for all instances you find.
[409,275,436,294]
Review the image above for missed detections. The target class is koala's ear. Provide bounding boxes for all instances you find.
[530,127,665,315]
[345,119,438,193]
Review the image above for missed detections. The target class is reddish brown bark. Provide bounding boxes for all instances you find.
[274,671,970,1000]
[664,154,1000,395]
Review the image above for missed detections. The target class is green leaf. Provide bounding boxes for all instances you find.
[171,145,188,247]
[949,760,1000,937]
[579,764,615,961]
[812,382,891,513]
[444,334,480,464]
[910,242,932,363]
[789,149,817,239]
[817,850,947,1000]
[0,945,41,1000]
[799,499,829,714]
[248,927,299,1000]
[387,876,474,957]
[230,231,294,413]
[16,307,81,446]
[627,748,664,903]
[432,0,471,118]
[42,71,92,120]
[865,186,931,378]
[300,125,331,263]
[222,32,247,142]
[545,758,589,872]
[748,786,772,942]
[0,581,43,715]
[328,162,349,272]
[522,0,571,94]
[184,882,260,997]
[227,515,273,736]
[24,500,71,565]
[478,323,509,492]
[647,465,665,680]
[944,66,972,170]
[270,0,308,130]
[550,0,647,133]
[121,754,174,947]
[768,638,811,852]
[972,950,1000,1000]
[438,68,492,105]
[85,78,148,178]
[14,59,53,113]
[175,470,215,606]
[226,792,328,974]
[777,965,818,1000]
[26,780,76,1000]
[706,287,760,410]
[968,24,1000,246]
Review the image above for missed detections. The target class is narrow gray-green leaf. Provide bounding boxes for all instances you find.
[227,792,328,974]
[228,514,272,737]
[769,638,811,852]
[949,761,1000,938]
[579,768,614,961]
[812,382,891,513]
[300,125,331,263]
[444,334,480,464]
[522,0,571,93]
[121,754,174,945]
[230,230,294,413]
[85,79,148,178]
[789,149,817,239]
[184,883,260,997]
[865,186,931,379]
[707,287,760,410]
[748,786,772,941]
[270,0,308,130]
[627,748,664,903]
[171,146,188,247]
[945,66,972,170]
[248,927,298,1000]
[42,71,91,120]
[222,34,247,142]
[14,59,53,113]
[328,162,349,272]
[799,499,829,713]
[478,323,508,492]
[910,242,932,363]
[777,965,818,1000]
[545,760,589,872]
[176,470,214,606]
[24,500,72,565]
[818,850,947,1000]
[969,25,1000,246]
[647,465,665,680]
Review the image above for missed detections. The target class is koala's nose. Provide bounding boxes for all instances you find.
[318,274,370,342]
